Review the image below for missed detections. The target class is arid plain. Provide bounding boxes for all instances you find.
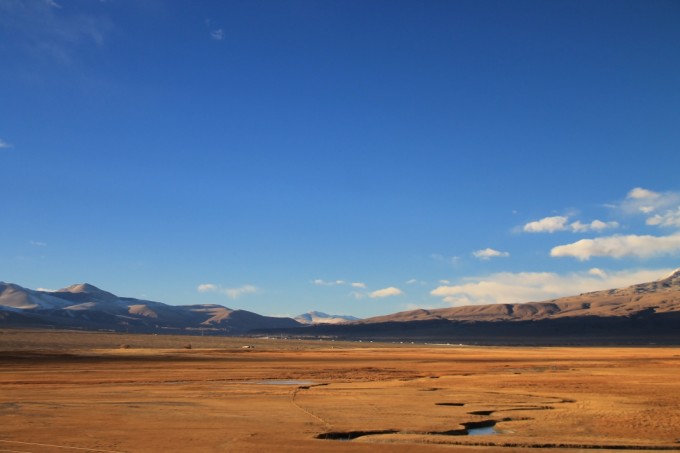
[1,330,679,452]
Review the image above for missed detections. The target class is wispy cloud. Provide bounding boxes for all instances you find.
[0,0,112,64]
[314,279,365,288]
[369,287,403,298]
[313,279,345,286]
[430,268,673,306]
[210,28,224,40]
[430,254,460,265]
[224,285,257,299]
[472,248,509,260]
[551,232,680,261]
[618,187,680,216]
[29,240,47,247]
[197,283,257,299]
[618,188,680,228]
[0,138,13,149]
[646,208,680,228]
[569,219,619,232]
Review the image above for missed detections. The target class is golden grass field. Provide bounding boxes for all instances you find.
[1,330,679,452]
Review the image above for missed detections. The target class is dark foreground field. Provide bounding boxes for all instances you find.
[1,330,679,452]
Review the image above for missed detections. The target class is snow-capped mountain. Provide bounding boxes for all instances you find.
[0,282,301,334]
[294,311,360,325]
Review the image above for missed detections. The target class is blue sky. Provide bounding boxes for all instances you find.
[1,0,679,318]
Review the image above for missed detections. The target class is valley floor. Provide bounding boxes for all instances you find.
[1,330,679,452]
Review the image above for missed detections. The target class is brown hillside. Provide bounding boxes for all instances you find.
[362,269,680,324]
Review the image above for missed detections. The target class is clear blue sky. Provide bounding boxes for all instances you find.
[2,0,679,318]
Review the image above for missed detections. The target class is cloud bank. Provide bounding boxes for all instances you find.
[550,232,680,261]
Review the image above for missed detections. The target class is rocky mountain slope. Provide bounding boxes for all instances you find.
[0,282,301,334]
[362,268,680,324]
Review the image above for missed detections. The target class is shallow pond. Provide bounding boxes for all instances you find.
[467,425,497,435]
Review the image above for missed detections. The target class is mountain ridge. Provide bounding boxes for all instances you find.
[259,270,680,344]
[358,269,680,325]
[0,282,301,334]
[3,271,680,343]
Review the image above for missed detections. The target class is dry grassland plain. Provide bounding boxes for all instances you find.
[1,330,679,452]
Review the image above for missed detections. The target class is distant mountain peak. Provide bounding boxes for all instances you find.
[56,283,119,302]
[295,311,360,325]
[1,281,301,333]
[60,283,106,294]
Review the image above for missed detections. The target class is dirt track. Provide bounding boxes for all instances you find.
[1,330,679,452]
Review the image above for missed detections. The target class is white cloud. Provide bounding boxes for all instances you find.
[197,283,218,293]
[551,232,680,261]
[619,187,680,216]
[210,28,224,40]
[628,187,658,200]
[588,268,607,279]
[369,287,403,298]
[313,279,345,286]
[349,291,366,299]
[472,248,510,260]
[225,285,257,299]
[197,283,257,299]
[29,240,47,247]
[523,216,569,233]
[568,221,588,233]
[570,219,619,233]
[430,268,673,306]
[524,216,618,234]
[646,207,680,228]
[589,220,619,231]
[0,138,13,149]
[314,279,365,288]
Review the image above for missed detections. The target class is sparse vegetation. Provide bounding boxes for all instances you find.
[1,330,679,452]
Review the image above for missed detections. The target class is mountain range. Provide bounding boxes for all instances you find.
[269,269,680,344]
[362,268,680,324]
[0,282,301,334]
[2,269,680,344]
